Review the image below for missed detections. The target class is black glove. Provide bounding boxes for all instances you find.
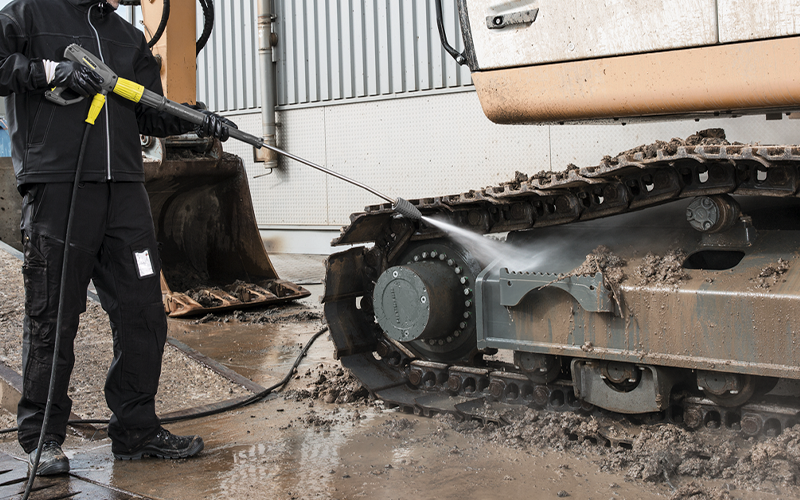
[51,61,104,98]
[196,110,238,142]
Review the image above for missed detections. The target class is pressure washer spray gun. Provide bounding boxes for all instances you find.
[47,43,422,220]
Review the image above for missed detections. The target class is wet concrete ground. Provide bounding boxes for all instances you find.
[0,255,791,499]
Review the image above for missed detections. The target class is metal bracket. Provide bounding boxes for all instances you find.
[572,360,679,414]
[700,216,758,247]
[499,269,614,312]
[487,9,539,29]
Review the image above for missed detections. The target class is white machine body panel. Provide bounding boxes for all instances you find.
[465,0,796,71]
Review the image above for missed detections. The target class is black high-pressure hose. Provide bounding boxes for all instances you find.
[22,111,95,499]
[3,326,330,431]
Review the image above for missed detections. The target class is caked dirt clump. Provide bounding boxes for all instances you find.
[601,425,737,483]
[439,407,600,453]
[751,258,790,289]
[188,288,223,307]
[529,163,579,186]
[286,364,369,406]
[635,250,689,287]
[573,245,626,286]
[669,481,733,500]
[609,129,733,163]
[192,307,323,325]
[499,171,530,190]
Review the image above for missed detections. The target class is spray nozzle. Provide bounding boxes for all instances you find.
[392,197,422,220]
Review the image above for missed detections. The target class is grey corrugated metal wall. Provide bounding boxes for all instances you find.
[195,0,472,111]
[196,0,261,111]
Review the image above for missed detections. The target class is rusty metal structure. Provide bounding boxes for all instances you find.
[323,0,800,435]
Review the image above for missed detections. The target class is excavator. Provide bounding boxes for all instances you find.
[323,0,800,437]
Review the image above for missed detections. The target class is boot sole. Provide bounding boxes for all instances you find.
[113,439,204,460]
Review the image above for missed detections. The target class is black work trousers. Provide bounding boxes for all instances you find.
[17,181,166,455]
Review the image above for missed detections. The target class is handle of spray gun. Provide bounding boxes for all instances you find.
[44,44,119,106]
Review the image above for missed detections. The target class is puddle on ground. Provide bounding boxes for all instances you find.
[64,402,674,500]
[167,319,327,387]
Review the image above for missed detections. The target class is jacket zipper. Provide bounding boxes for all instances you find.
[87,4,112,181]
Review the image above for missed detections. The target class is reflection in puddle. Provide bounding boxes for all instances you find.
[215,420,361,497]
[169,320,317,385]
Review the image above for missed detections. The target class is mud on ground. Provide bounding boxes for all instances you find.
[294,363,800,499]
[0,249,251,425]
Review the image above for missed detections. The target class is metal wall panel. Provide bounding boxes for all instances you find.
[273,0,472,107]
[196,0,260,112]
[233,91,552,227]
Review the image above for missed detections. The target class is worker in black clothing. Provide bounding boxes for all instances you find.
[0,0,236,475]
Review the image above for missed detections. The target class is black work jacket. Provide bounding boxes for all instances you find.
[0,0,191,187]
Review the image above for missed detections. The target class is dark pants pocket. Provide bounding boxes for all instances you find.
[21,231,49,318]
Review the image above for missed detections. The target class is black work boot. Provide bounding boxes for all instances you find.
[28,441,70,476]
[113,428,204,460]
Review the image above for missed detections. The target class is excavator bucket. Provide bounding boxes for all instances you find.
[143,135,310,317]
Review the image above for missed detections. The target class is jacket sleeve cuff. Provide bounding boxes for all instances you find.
[30,59,49,90]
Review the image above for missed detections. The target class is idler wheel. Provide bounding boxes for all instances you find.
[373,262,462,343]
[697,370,757,407]
[514,351,561,384]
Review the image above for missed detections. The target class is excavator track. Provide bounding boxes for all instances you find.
[322,131,800,439]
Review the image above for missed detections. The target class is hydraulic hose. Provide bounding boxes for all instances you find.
[22,93,106,499]
[145,0,170,49]
[196,0,214,55]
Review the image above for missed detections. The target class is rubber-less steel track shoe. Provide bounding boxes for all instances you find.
[113,428,204,460]
[28,441,70,476]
